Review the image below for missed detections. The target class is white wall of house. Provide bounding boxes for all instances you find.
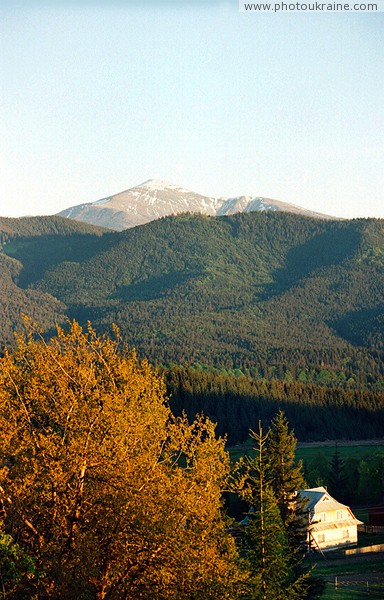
[309,512,358,551]
[302,487,362,552]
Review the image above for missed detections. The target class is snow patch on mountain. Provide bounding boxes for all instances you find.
[93,197,112,205]
[139,179,194,194]
[58,179,337,231]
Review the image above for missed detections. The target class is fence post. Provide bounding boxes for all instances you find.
[335,576,338,590]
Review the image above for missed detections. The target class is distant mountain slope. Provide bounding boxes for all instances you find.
[57,179,336,230]
[0,216,107,345]
[2,211,384,387]
[0,215,106,239]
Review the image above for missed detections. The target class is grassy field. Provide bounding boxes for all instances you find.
[356,531,384,545]
[295,442,384,464]
[310,557,384,578]
[320,582,384,599]
[307,554,384,599]
[228,441,384,465]
[354,508,370,524]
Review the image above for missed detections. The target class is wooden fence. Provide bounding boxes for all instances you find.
[345,543,384,556]
[358,524,384,534]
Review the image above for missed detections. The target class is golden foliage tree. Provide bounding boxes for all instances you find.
[0,320,243,599]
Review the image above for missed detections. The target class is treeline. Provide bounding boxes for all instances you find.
[0,215,105,242]
[304,447,384,505]
[162,345,384,390]
[164,366,384,444]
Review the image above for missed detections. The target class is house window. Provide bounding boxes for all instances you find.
[319,512,326,522]
[318,534,325,543]
[337,510,343,520]
[342,530,349,539]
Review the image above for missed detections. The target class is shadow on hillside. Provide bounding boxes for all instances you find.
[4,232,116,287]
[258,226,361,300]
[331,306,384,348]
[168,383,384,445]
[113,270,199,302]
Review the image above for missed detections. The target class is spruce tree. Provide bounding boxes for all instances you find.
[266,410,308,553]
[328,443,347,502]
[238,423,308,600]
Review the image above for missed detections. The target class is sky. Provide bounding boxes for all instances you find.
[1,0,383,219]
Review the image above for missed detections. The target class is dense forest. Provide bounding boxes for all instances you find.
[0,204,382,595]
[0,217,106,344]
[164,365,384,443]
[1,212,384,390]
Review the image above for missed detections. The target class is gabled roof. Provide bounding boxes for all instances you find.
[301,487,347,512]
[300,487,363,525]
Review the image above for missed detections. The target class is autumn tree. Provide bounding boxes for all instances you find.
[0,320,243,600]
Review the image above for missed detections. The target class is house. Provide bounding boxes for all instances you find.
[369,506,384,527]
[301,487,363,552]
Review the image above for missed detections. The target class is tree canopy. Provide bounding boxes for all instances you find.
[0,320,243,599]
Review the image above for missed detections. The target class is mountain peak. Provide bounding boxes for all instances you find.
[58,180,338,231]
[137,179,198,194]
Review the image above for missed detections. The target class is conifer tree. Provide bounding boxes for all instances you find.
[266,410,308,552]
[237,423,308,600]
[0,525,36,597]
[328,444,347,502]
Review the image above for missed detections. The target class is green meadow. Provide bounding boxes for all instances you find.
[295,442,384,463]
[309,556,384,600]
[229,441,384,465]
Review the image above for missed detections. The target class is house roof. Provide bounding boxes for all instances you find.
[300,487,346,511]
[300,487,363,525]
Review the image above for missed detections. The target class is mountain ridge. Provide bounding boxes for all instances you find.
[57,179,337,230]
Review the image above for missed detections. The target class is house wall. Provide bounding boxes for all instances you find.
[310,525,358,551]
[309,507,358,551]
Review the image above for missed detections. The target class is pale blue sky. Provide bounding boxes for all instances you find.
[1,1,383,218]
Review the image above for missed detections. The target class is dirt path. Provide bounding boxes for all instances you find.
[317,551,384,566]
[313,551,384,584]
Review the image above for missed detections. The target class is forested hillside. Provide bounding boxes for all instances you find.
[165,366,384,444]
[1,212,384,389]
[0,215,107,244]
[0,216,106,344]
